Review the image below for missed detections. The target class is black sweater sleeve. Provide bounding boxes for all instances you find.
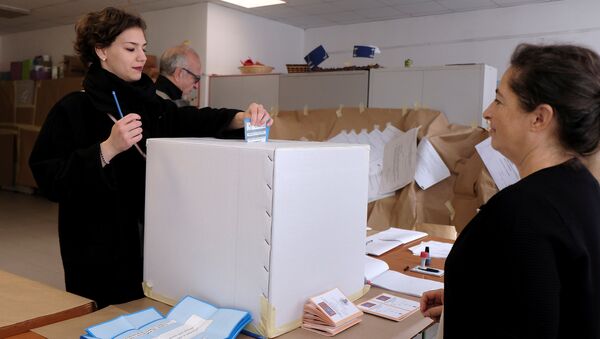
[29,94,115,202]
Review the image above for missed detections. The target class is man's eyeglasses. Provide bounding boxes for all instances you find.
[182,68,201,83]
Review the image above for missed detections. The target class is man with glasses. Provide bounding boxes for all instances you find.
[155,43,272,132]
[156,44,203,107]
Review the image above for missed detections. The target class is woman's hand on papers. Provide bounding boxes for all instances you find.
[420,288,444,322]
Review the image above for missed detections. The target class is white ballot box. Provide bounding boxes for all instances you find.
[143,138,369,337]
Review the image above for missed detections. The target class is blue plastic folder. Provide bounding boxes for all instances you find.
[82,296,252,339]
[353,45,380,58]
[304,45,329,69]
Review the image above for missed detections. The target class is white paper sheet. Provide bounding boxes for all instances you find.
[475,137,520,190]
[414,138,451,190]
[366,228,428,256]
[370,270,443,298]
[329,124,414,202]
[364,256,390,283]
[409,241,453,259]
[379,127,419,195]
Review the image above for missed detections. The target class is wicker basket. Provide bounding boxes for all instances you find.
[286,64,310,73]
[238,65,274,74]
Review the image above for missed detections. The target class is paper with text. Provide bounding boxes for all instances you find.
[475,137,520,190]
[380,127,419,196]
[414,138,451,190]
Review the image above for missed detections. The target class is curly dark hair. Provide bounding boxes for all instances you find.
[74,7,146,67]
[509,43,600,156]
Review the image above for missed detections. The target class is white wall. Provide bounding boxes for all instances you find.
[205,2,304,76]
[142,4,207,62]
[0,2,303,107]
[0,24,74,71]
[305,0,600,77]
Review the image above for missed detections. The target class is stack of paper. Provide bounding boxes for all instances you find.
[302,288,363,336]
[366,228,428,256]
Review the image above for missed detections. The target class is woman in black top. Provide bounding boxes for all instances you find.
[29,7,272,308]
[420,44,600,338]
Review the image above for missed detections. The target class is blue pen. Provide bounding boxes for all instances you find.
[111,90,124,118]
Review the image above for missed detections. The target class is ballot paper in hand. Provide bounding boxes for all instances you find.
[364,256,443,298]
[366,228,427,256]
[475,137,519,190]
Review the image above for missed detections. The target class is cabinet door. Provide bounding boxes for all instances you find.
[279,71,368,110]
[368,69,424,110]
[241,75,279,111]
[209,75,278,111]
[422,67,484,126]
[209,76,243,109]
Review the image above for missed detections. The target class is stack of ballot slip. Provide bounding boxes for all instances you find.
[302,288,363,336]
[357,293,419,322]
[244,118,270,142]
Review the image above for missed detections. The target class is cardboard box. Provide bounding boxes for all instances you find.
[34,77,83,126]
[0,81,15,123]
[143,138,369,337]
[10,61,22,80]
[15,126,39,188]
[63,55,86,77]
[0,130,17,186]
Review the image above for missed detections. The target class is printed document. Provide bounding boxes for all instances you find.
[475,137,520,190]
[414,138,451,190]
[329,124,417,202]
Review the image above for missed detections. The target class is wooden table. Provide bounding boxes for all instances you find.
[10,236,451,339]
[0,270,94,338]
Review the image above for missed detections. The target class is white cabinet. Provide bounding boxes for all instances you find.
[208,65,496,127]
[369,64,497,126]
[209,73,279,111]
[278,71,369,110]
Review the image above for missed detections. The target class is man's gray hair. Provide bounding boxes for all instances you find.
[159,44,198,76]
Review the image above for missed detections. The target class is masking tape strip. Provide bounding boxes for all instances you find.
[359,103,365,114]
[445,200,456,221]
[257,285,369,337]
[335,104,343,118]
[270,106,279,117]
[142,282,178,306]
[303,105,309,116]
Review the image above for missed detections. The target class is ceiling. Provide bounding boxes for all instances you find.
[0,0,560,34]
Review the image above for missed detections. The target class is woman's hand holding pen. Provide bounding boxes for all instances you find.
[100,113,143,164]
[231,103,273,129]
[420,288,444,323]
